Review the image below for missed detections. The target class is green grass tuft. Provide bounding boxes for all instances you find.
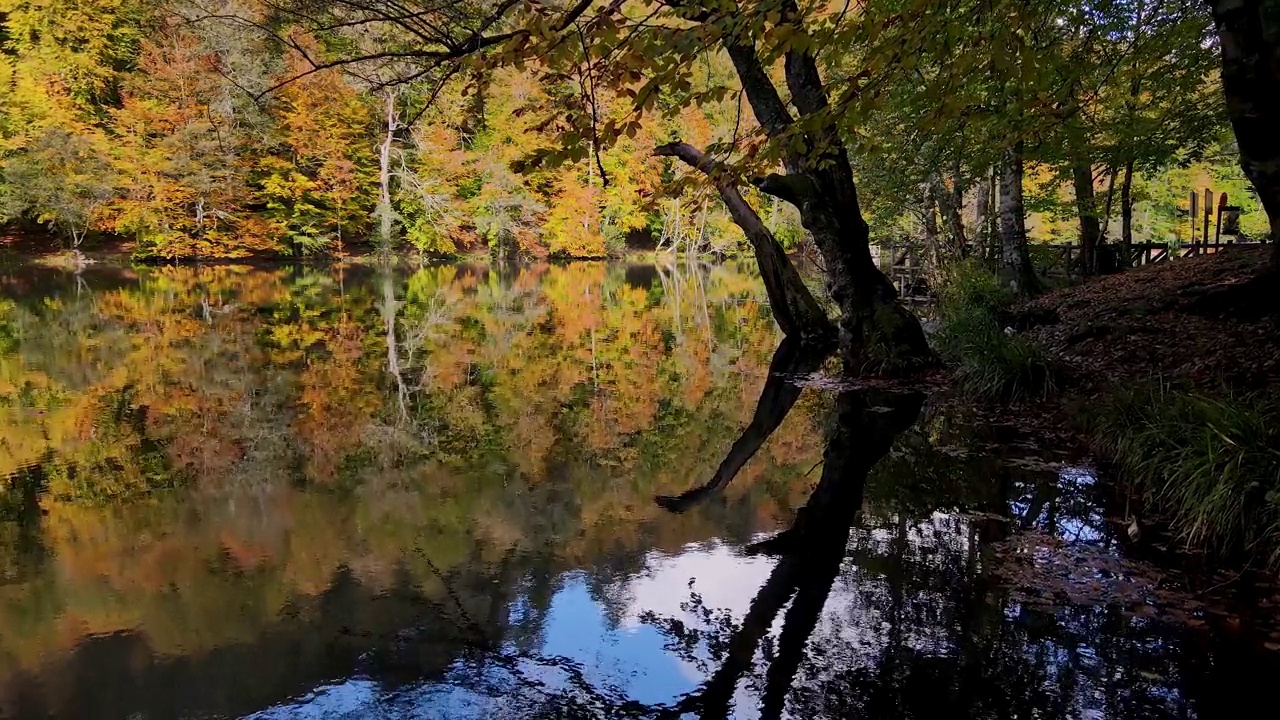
[1082,382,1280,566]
[934,260,1058,402]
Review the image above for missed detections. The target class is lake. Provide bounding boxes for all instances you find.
[0,260,1276,719]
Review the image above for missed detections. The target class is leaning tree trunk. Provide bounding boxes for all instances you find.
[754,158,932,373]
[1072,161,1102,276]
[713,0,932,373]
[660,0,930,372]
[1206,0,1280,268]
[654,143,834,343]
[999,143,1041,295]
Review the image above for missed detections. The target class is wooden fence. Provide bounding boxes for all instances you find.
[873,240,1267,300]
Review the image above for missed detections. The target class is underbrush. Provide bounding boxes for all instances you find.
[1082,382,1280,566]
[934,260,1058,402]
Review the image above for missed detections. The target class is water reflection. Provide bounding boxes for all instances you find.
[0,262,1276,718]
[653,354,925,719]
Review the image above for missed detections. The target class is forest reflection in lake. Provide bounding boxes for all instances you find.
[0,260,1277,719]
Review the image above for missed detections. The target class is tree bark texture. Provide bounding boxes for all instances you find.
[1072,161,1102,275]
[1120,158,1136,257]
[716,0,933,373]
[1206,0,1280,268]
[923,183,943,281]
[931,173,968,260]
[654,143,833,342]
[377,90,398,249]
[975,171,993,258]
[1100,166,1118,241]
[999,143,1041,295]
[945,175,969,255]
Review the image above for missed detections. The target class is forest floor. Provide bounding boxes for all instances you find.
[938,245,1280,452]
[1022,245,1280,394]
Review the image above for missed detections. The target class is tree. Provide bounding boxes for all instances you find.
[1,126,115,263]
[1205,0,1280,270]
[242,0,932,371]
[260,51,379,255]
[1100,0,1220,254]
[107,27,271,257]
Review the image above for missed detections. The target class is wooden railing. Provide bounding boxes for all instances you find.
[873,240,1266,299]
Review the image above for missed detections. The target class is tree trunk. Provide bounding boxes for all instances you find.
[1120,158,1136,263]
[758,168,933,372]
[1072,161,1102,275]
[1206,0,1280,268]
[1100,165,1118,242]
[999,143,1041,294]
[377,90,398,250]
[923,183,943,282]
[975,170,992,258]
[933,172,968,259]
[654,143,833,343]
[714,0,933,373]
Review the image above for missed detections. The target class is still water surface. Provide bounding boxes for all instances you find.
[0,260,1276,719]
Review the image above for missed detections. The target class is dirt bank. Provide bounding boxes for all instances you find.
[1022,246,1280,393]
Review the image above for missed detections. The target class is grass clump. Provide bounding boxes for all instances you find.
[934,259,1058,402]
[1083,382,1280,566]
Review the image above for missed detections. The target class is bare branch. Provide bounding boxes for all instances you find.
[193,0,602,98]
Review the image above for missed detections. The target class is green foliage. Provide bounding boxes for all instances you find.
[400,204,458,257]
[44,389,179,504]
[935,260,1058,402]
[1,126,115,245]
[1083,382,1280,566]
[1136,137,1274,243]
[0,0,154,113]
[935,258,1017,314]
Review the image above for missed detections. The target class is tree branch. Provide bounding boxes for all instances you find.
[752,172,817,205]
[655,141,833,339]
[211,0,601,98]
[661,0,793,137]
[654,141,717,175]
[777,0,831,118]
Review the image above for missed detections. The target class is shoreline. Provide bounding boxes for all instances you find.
[968,246,1280,644]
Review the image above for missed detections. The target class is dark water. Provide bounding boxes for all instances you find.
[0,260,1276,719]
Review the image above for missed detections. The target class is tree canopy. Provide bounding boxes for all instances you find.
[3,0,1275,350]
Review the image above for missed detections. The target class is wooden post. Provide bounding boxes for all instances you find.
[1189,191,1198,246]
[1203,188,1212,245]
[1216,192,1228,244]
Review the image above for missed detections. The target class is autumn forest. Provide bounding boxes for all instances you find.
[5,0,1280,717]
[0,0,1268,264]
